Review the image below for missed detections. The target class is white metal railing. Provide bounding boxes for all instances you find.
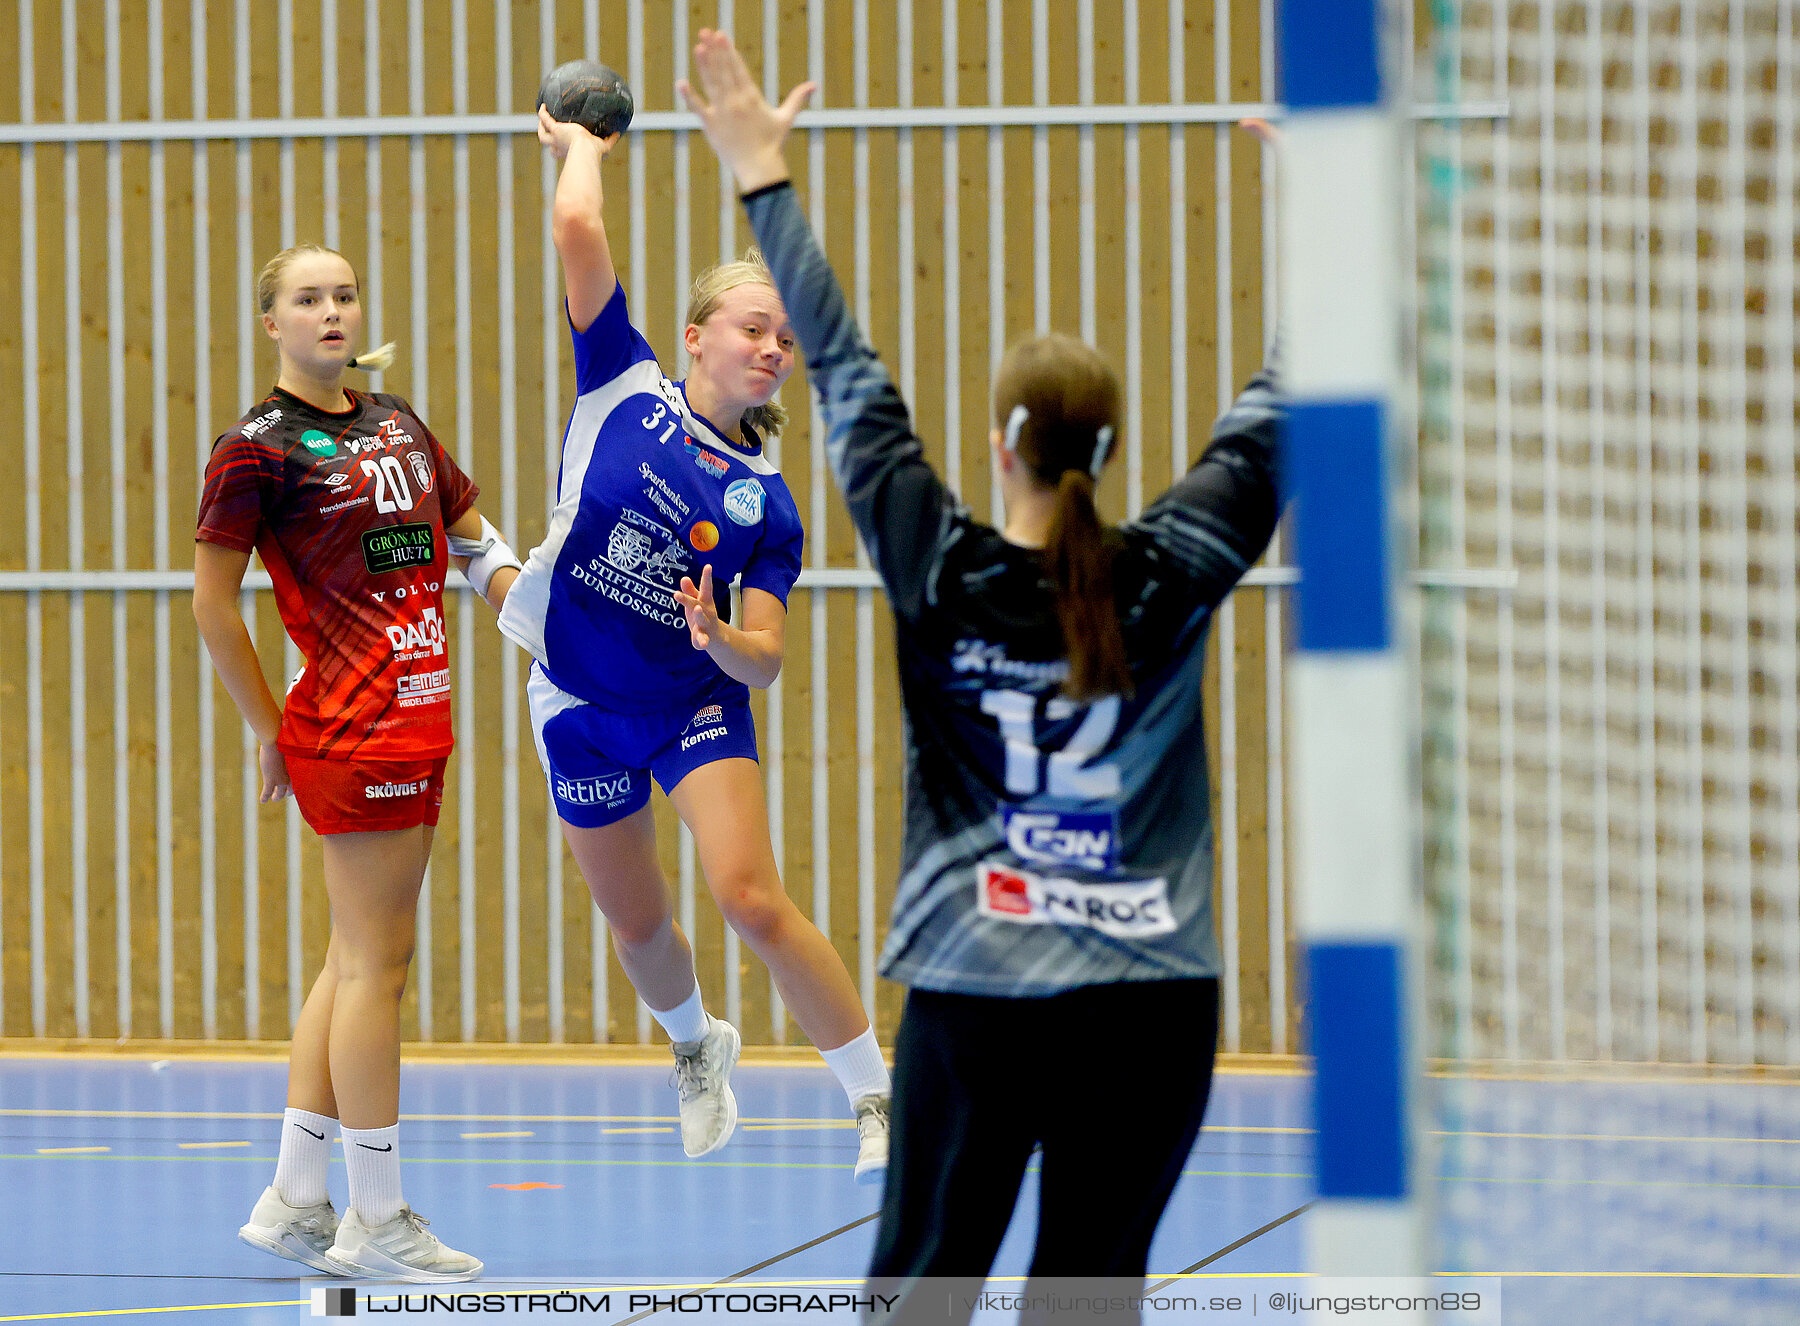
[2,0,1498,1054]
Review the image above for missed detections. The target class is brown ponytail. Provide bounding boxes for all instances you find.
[1045,468,1131,700]
[994,334,1131,701]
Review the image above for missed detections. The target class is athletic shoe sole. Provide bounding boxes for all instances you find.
[323,1247,483,1283]
[853,1156,888,1187]
[238,1223,347,1276]
[683,1021,742,1158]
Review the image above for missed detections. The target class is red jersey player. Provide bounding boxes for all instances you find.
[194,244,520,1284]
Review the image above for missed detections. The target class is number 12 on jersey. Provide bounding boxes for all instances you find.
[980,690,1122,799]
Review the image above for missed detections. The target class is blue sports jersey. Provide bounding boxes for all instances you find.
[500,283,806,712]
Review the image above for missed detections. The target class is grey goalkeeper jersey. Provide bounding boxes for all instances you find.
[745,182,1283,997]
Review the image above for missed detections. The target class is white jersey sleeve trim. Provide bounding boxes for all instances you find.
[497,360,666,665]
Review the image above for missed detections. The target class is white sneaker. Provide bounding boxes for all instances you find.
[323,1206,483,1283]
[237,1185,345,1275]
[671,1015,741,1157]
[853,1093,891,1186]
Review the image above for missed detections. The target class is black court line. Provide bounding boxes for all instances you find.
[1144,1201,1313,1294]
[608,1212,882,1325]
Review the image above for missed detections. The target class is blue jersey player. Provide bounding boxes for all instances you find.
[502,101,890,1180]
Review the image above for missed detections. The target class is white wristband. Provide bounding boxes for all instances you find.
[446,515,523,598]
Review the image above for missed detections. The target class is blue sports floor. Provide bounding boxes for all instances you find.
[2,1055,1795,1324]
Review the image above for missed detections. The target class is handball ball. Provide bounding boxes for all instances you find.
[538,59,635,139]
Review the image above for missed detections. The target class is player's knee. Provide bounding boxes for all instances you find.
[714,875,788,945]
[607,910,674,952]
[332,930,416,985]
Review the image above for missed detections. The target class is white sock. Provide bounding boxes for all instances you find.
[273,1107,335,1208]
[650,985,710,1045]
[820,1027,891,1106]
[341,1123,404,1226]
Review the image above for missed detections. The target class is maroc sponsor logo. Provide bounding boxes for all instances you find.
[686,440,730,479]
[384,606,446,660]
[369,580,441,603]
[325,470,353,490]
[318,496,371,515]
[406,449,434,494]
[688,520,719,551]
[950,637,1070,684]
[300,428,336,457]
[241,409,282,437]
[975,862,1175,939]
[395,666,450,707]
[1002,808,1120,873]
[722,477,765,526]
[365,779,425,800]
[553,771,634,807]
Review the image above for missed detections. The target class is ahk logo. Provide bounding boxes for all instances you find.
[311,1285,357,1316]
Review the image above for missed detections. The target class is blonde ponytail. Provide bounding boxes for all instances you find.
[347,341,399,372]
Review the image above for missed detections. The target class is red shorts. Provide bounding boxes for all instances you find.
[285,754,448,835]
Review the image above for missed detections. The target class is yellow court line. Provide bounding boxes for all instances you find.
[34,1146,109,1154]
[0,1300,307,1322]
[461,1130,535,1138]
[9,1149,1798,1192]
[1441,1271,1800,1279]
[743,1121,854,1131]
[600,1126,673,1134]
[175,1140,249,1149]
[6,1108,1792,1147]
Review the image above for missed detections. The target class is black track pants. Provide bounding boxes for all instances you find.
[867,978,1220,1325]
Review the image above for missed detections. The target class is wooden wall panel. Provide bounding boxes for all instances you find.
[1,0,1291,1050]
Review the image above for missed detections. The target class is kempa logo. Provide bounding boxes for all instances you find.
[553,772,633,807]
[365,780,424,799]
[301,428,336,457]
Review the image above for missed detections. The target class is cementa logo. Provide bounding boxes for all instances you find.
[301,429,336,458]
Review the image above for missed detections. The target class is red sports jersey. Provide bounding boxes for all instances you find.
[197,387,478,761]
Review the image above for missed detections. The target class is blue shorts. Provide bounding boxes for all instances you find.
[526,663,760,828]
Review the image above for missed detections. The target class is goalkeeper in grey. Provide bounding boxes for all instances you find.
[681,29,1283,1317]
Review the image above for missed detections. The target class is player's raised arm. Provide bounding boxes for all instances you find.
[1128,118,1284,609]
[539,105,620,331]
[681,28,956,624]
